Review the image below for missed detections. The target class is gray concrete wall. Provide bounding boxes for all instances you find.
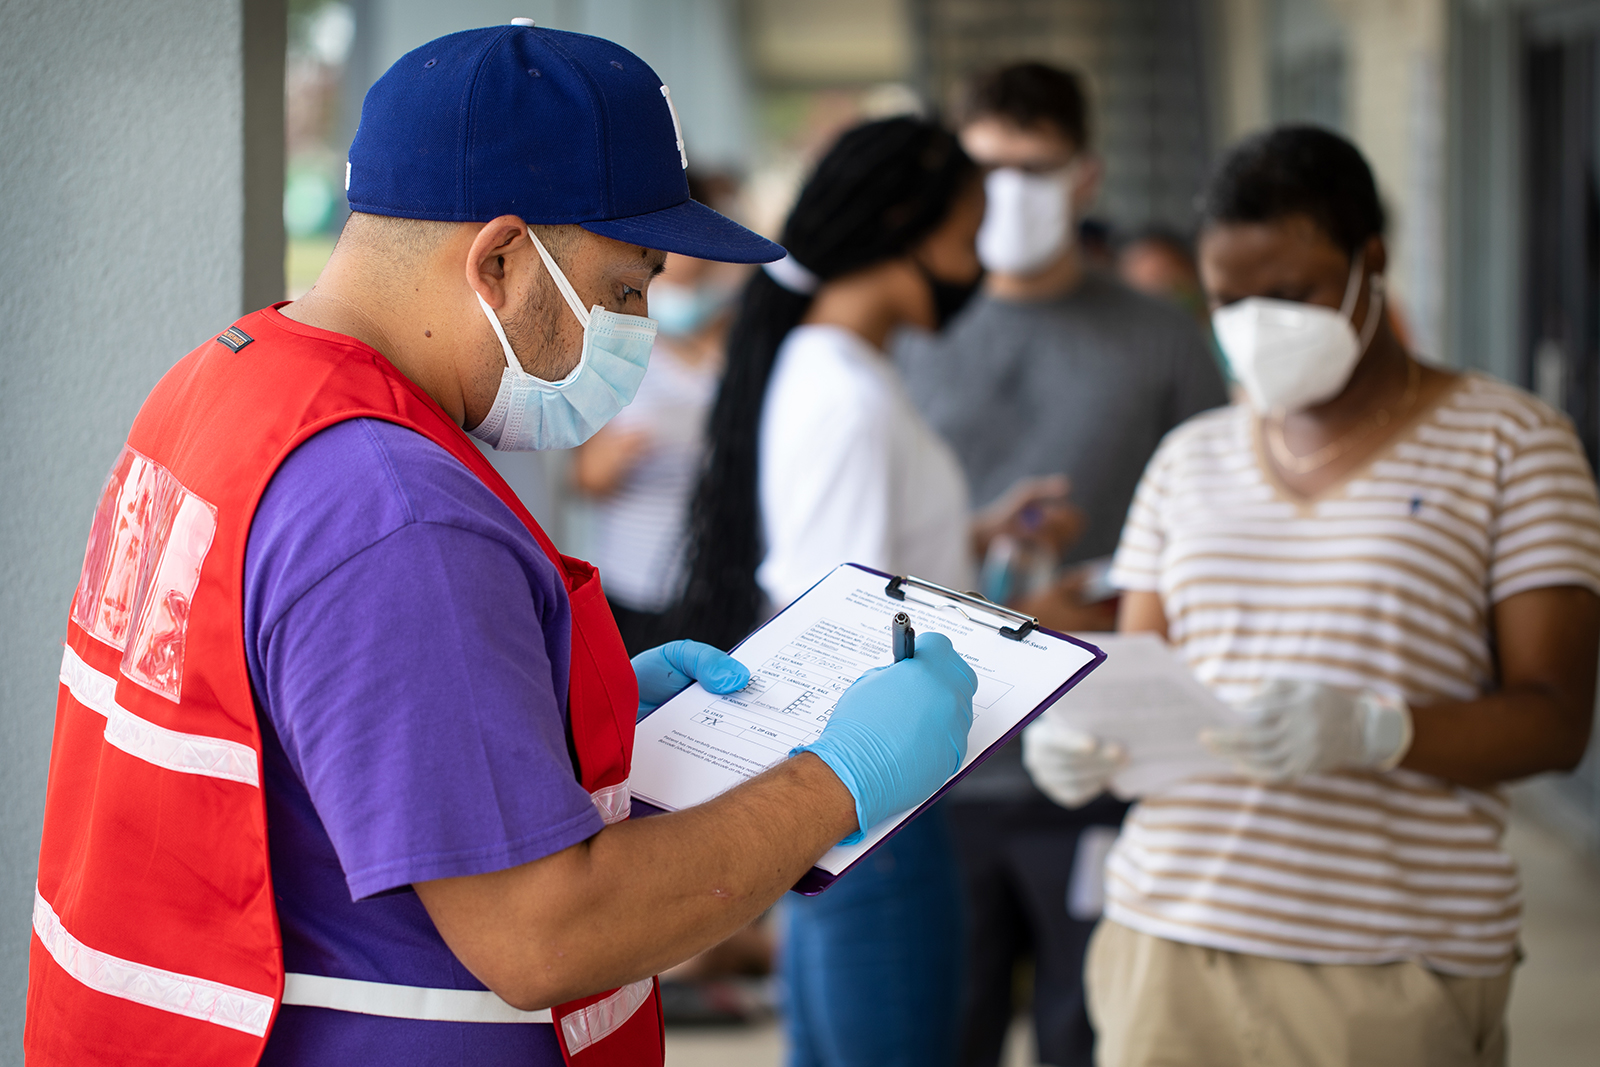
[0,1,284,1057]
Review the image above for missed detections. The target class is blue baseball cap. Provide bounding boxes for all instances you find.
[346,21,782,264]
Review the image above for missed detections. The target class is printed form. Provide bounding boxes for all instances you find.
[630,564,1100,877]
[1043,632,1243,798]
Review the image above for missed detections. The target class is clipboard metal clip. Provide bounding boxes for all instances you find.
[884,575,1037,641]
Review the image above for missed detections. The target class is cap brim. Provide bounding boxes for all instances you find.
[582,198,784,264]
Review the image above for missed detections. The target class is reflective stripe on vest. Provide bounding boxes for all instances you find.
[275,973,654,1051]
[32,887,274,1037]
[40,883,647,1040]
[281,973,553,1024]
[560,979,655,1054]
[590,780,631,825]
[58,647,259,787]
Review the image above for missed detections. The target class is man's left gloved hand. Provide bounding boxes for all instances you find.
[1201,679,1413,780]
[632,640,751,722]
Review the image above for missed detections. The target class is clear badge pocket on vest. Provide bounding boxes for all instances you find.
[71,446,218,701]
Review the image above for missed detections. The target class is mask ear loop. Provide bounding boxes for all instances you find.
[1356,275,1386,355]
[475,291,522,373]
[1338,249,1386,357]
[1338,251,1366,318]
[526,228,592,330]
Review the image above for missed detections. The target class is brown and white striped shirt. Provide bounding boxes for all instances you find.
[1106,373,1600,976]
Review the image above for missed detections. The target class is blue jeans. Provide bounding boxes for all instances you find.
[781,804,964,1067]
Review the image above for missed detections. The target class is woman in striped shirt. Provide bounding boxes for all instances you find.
[1024,127,1600,1067]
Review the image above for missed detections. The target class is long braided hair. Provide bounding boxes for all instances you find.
[671,117,978,649]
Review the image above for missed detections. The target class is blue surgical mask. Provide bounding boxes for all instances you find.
[647,279,727,337]
[469,230,657,451]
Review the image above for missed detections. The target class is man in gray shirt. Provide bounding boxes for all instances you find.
[904,275,1223,563]
[896,63,1227,1067]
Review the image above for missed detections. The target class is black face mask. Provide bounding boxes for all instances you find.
[918,262,984,330]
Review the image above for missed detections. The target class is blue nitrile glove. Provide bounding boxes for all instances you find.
[632,640,752,722]
[796,631,978,844]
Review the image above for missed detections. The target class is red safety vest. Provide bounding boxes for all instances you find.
[26,307,665,1066]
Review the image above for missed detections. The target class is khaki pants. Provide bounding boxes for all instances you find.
[1085,921,1511,1067]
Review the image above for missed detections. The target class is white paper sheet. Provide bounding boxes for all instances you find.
[1043,632,1240,798]
[630,564,1099,875]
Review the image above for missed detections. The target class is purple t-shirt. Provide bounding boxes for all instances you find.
[244,418,604,1065]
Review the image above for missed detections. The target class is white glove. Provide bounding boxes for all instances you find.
[1022,717,1127,808]
[1202,679,1412,781]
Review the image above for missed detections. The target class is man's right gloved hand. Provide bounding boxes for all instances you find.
[795,632,977,844]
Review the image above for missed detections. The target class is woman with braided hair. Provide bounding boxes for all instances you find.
[673,116,1073,1067]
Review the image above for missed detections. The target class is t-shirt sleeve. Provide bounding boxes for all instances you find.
[1489,408,1600,603]
[255,518,605,902]
[1109,437,1173,593]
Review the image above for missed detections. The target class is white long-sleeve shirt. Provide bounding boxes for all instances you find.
[757,324,973,610]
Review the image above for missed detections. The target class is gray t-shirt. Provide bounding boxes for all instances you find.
[895,274,1228,799]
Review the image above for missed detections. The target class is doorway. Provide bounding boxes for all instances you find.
[1525,7,1600,471]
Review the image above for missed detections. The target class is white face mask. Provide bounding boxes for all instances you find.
[1211,255,1385,413]
[976,165,1075,276]
[468,230,657,452]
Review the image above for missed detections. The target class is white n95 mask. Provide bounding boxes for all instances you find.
[976,165,1075,275]
[1211,255,1385,413]
[469,230,657,451]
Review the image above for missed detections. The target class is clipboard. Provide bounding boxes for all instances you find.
[629,563,1106,894]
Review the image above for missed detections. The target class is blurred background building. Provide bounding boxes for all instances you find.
[281,0,1600,870]
[2,0,1598,1062]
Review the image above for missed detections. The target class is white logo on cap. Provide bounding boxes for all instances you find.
[660,85,688,170]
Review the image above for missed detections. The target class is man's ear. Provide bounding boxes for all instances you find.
[466,215,531,309]
[1071,154,1104,213]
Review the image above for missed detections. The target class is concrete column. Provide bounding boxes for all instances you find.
[1210,0,1273,146]
[0,0,284,1052]
[1329,0,1448,360]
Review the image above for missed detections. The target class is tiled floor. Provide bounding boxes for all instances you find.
[664,812,1600,1067]
[664,1022,781,1067]
[1502,814,1600,1065]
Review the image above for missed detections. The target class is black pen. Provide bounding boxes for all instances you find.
[891,611,915,662]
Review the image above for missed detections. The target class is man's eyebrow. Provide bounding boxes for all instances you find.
[636,246,669,279]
